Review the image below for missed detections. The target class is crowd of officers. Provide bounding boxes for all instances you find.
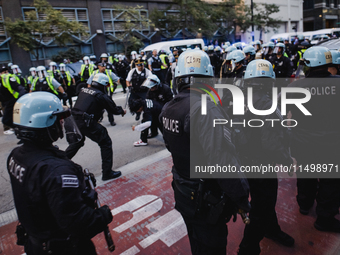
[2,36,340,255]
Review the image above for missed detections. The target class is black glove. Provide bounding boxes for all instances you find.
[82,188,98,209]
[231,196,251,223]
[98,205,113,224]
[62,92,68,99]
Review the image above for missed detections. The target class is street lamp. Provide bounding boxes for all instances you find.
[251,0,254,41]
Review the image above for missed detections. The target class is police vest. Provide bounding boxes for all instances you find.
[47,70,61,79]
[32,77,58,95]
[151,57,162,70]
[63,71,72,86]
[80,64,94,81]
[131,68,147,92]
[28,76,35,85]
[1,74,19,99]
[73,87,104,121]
[159,54,168,69]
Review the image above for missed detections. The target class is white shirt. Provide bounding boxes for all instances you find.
[126,68,152,82]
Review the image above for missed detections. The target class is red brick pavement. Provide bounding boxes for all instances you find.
[0,156,339,255]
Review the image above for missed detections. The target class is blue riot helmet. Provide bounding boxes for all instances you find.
[222,45,229,51]
[231,50,246,64]
[234,42,243,50]
[13,92,74,143]
[273,42,285,55]
[225,46,237,60]
[276,37,284,43]
[303,46,332,67]
[264,42,275,55]
[207,45,214,51]
[243,59,275,90]
[243,45,256,56]
[203,46,208,52]
[214,46,221,52]
[297,34,305,41]
[254,40,262,52]
[91,72,110,93]
[330,50,340,65]
[225,41,231,47]
[175,49,214,91]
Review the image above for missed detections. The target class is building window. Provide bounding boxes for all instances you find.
[22,7,93,60]
[334,0,338,8]
[102,8,151,54]
[326,0,330,7]
[303,0,314,10]
[0,7,12,64]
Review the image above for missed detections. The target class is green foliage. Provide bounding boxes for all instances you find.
[5,0,88,61]
[111,5,148,55]
[51,48,84,63]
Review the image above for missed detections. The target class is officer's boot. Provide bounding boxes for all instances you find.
[102,170,122,181]
[314,216,340,233]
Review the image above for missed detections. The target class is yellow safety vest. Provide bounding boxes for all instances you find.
[159,54,168,69]
[80,64,94,81]
[32,77,58,95]
[63,71,72,86]
[1,74,19,98]
[47,69,61,78]
[93,70,115,92]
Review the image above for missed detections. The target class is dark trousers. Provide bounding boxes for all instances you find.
[65,122,113,175]
[120,78,127,93]
[140,116,163,143]
[107,90,115,123]
[25,237,96,255]
[239,178,281,255]
[2,99,16,129]
[297,178,340,218]
[153,70,164,83]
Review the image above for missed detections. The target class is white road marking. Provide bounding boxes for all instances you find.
[139,209,187,248]
[119,245,140,255]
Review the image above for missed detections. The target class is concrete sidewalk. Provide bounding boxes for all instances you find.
[0,150,339,255]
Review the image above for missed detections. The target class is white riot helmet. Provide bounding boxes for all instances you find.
[36,66,48,79]
[100,53,108,59]
[29,67,36,77]
[59,63,66,71]
[11,65,22,74]
[83,56,90,65]
[49,61,57,71]
[131,51,137,60]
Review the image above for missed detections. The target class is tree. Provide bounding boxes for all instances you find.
[111,5,148,56]
[51,48,84,63]
[251,3,281,40]
[5,0,88,62]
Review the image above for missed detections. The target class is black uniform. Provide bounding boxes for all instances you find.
[160,89,249,255]
[207,50,220,78]
[139,99,164,143]
[238,88,293,255]
[287,71,340,225]
[65,86,124,177]
[116,60,130,93]
[128,68,148,106]
[8,142,112,255]
[0,74,26,129]
[146,83,173,137]
[149,56,164,82]
[271,55,293,90]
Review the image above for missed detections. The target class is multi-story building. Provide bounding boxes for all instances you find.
[240,0,304,43]
[304,0,340,31]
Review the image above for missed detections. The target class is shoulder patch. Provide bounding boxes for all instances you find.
[61,175,79,188]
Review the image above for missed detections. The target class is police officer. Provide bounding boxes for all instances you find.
[284,38,293,58]
[287,46,340,233]
[79,56,94,82]
[31,66,66,98]
[88,62,120,126]
[230,50,246,82]
[207,45,220,78]
[65,73,126,181]
[243,45,256,66]
[11,65,28,92]
[148,49,167,83]
[160,49,250,255]
[262,42,275,61]
[9,92,114,254]
[0,65,26,135]
[47,62,63,85]
[127,57,153,120]
[116,55,130,94]
[220,45,237,78]
[293,41,310,72]
[142,74,173,138]
[254,40,262,59]
[130,51,138,70]
[238,59,296,255]
[159,49,170,83]
[27,67,37,91]
[328,50,340,76]
[271,43,293,90]
[130,98,164,146]
[59,63,76,108]
[99,53,114,71]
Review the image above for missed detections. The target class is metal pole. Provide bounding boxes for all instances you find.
[251,0,254,41]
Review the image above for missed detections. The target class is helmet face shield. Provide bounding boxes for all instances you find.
[273,46,283,55]
[31,71,36,77]
[59,65,66,71]
[64,115,83,144]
